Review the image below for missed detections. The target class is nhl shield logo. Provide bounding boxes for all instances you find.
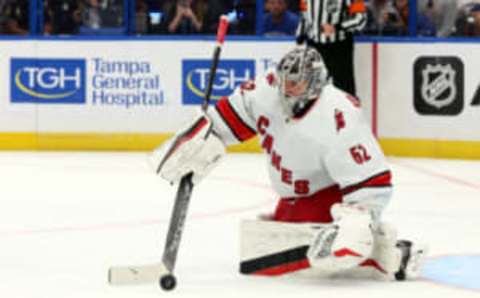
[414,56,464,116]
[421,64,456,109]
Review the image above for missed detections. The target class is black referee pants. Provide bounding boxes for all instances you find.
[308,36,356,96]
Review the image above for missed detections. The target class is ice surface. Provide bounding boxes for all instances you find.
[0,152,479,297]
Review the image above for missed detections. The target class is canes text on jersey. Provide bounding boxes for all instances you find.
[257,115,310,195]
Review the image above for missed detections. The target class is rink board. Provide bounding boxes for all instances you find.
[0,40,479,158]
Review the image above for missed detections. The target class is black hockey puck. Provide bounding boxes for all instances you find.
[395,270,406,281]
[160,274,176,291]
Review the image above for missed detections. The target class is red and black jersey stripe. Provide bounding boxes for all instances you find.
[341,170,392,196]
[215,97,256,142]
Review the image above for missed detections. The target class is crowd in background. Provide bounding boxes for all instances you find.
[0,0,29,34]
[2,0,480,37]
[365,0,480,37]
[0,0,257,35]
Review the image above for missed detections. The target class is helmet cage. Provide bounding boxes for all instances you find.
[277,47,329,118]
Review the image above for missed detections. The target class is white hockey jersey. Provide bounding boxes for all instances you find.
[208,74,392,223]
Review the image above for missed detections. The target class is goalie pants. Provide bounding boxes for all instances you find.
[273,184,343,223]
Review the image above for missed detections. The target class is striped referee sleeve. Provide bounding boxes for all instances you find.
[339,0,367,32]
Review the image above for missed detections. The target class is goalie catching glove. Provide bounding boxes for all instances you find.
[151,112,226,185]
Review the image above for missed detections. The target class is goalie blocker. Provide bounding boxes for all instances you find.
[239,203,427,281]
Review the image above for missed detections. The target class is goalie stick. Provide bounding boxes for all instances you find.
[108,15,230,290]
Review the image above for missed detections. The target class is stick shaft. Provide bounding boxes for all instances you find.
[162,173,194,272]
[161,15,229,274]
[202,15,229,111]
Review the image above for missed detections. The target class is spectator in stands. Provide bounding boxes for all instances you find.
[263,0,299,36]
[135,0,149,34]
[416,0,437,36]
[1,0,29,35]
[161,0,209,34]
[100,0,124,28]
[287,0,300,13]
[470,4,480,36]
[365,0,406,36]
[80,0,102,30]
[46,0,81,34]
[229,0,256,35]
[457,0,480,8]
[74,0,124,34]
[202,0,231,34]
[390,0,409,35]
[43,1,53,34]
[417,0,457,37]
[365,0,391,35]
[0,0,8,34]
[453,3,480,36]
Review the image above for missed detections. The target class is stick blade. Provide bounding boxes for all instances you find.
[108,263,168,285]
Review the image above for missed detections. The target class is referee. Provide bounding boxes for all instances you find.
[297,0,367,96]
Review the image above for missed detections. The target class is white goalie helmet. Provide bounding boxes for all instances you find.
[276,47,329,118]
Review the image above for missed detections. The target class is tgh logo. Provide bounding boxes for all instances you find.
[182,59,255,105]
[414,56,464,116]
[11,58,86,104]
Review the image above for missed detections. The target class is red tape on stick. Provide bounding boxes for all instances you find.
[216,15,229,45]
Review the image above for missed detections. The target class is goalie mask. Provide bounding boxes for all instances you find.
[276,47,329,118]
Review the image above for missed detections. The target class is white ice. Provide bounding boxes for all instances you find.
[0,152,479,298]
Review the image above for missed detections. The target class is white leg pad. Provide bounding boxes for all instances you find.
[239,205,375,277]
[239,219,329,276]
[338,222,402,281]
[306,204,374,274]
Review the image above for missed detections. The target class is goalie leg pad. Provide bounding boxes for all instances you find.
[239,204,375,277]
[340,223,428,281]
[239,219,328,276]
[343,222,402,281]
[239,216,427,280]
[306,203,374,273]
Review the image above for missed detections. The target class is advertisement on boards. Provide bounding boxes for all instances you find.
[378,43,480,141]
[11,58,87,104]
[10,57,165,109]
[0,41,295,134]
[182,59,255,105]
[413,56,464,116]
